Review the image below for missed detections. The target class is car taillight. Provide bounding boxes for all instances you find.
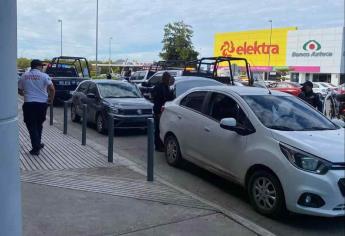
[161,106,165,113]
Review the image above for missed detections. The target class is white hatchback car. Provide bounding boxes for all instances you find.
[160,86,345,217]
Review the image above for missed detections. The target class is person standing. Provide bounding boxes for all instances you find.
[151,72,174,152]
[298,81,323,112]
[18,59,55,155]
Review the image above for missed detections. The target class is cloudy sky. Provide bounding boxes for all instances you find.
[18,0,344,62]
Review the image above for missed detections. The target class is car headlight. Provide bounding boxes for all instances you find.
[279,143,332,175]
[109,105,121,114]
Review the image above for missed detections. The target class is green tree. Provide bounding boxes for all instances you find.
[17,57,31,69]
[159,21,199,61]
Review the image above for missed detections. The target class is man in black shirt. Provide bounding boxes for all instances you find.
[151,72,174,151]
[298,81,323,112]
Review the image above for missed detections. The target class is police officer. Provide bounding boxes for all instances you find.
[18,59,55,155]
[151,72,174,152]
[298,81,323,112]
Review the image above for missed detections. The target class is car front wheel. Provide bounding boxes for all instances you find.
[164,135,183,167]
[247,170,286,218]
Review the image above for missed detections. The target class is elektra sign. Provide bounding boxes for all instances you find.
[292,40,333,57]
[221,41,279,56]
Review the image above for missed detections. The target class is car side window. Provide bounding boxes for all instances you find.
[87,83,98,96]
[77,82,89,94]
[149,74,162,85]
[180,91,207,113]
[207,93,250,128]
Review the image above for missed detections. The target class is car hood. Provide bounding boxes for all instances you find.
[103,97,153,109]
[271,129,345,163]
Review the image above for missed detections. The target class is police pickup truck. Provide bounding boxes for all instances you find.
[44,56,90,104]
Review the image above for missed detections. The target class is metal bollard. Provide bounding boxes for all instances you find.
[147,118,154,181]
[63,101,68,134]
[108,113,114,163]
[49,103,53,125]
[82,104,87,145]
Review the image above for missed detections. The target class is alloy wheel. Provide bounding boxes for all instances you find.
[252,177,277,211]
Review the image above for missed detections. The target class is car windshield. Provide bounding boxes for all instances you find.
[98,83,142,98]
[242,95,339,131]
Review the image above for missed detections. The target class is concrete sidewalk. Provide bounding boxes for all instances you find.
[18,103,271,236]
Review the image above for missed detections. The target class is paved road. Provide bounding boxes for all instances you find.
[49,105,345,236]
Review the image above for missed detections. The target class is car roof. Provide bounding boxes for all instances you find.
[154,70,182,74]
[189,85,290,96]
[174,76,223,84]
[92,79,133,85]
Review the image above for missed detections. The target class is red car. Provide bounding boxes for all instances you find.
[268,82,302,96]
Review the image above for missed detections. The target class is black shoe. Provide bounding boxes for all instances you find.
[40,143,45,149]
[29,149,40,156]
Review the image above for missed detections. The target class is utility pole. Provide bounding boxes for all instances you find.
[0,0,22,235]
[58,19,63,56]
[109,37,112,74]
[95,0,99,76]
[267,20,273,81]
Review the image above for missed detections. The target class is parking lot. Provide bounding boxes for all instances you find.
[47,103,345,236]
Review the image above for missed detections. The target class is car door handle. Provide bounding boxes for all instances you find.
[204,127,210,132]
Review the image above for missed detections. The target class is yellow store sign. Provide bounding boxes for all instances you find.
[214,27,297,67]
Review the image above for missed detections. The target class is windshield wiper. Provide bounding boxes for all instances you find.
[267,126,295,131]
[303,127,335,131]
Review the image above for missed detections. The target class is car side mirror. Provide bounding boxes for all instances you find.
[220,118,237,130]
[87,93,96,99]
[220,118,255,136]
[141,81,149,87]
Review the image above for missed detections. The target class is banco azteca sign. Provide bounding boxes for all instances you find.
[291,40,333,57]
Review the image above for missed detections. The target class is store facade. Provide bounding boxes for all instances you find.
[214,27,345,85]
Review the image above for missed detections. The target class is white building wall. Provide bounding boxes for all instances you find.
[286,27,344,74]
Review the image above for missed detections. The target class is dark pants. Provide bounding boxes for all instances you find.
[154,113,164,149]
[23,102,48,151]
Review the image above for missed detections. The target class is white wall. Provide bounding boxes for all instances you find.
[287,27,344,74]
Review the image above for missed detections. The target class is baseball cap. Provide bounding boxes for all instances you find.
[30,59,43,68]
[302,80,313,87]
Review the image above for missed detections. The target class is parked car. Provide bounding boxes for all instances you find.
[71,80,153,133]
[160,86,344,217]
[267,82,302,96]
[312,82,330,97]
[129,70,156,84]
[44,56,91,104]
[139,70,183,99]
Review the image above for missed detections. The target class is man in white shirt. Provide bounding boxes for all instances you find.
[18,59,55,155]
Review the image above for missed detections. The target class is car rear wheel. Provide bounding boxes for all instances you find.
[247,170,286,218]
[71,105,80,122]
[164,135,182,167]
[96,114,107,134]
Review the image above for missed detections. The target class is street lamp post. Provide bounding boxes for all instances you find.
[267,19,273,80]
[109,37,112,74]
[95,0,99,76]
[58,19,62,56]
